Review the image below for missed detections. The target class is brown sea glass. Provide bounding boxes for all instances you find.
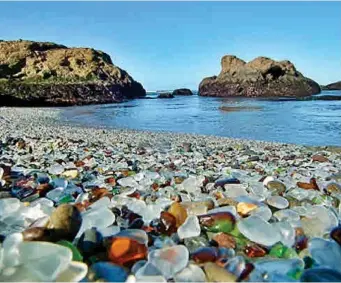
[168,202,188,227]
[157,211,177,236]
[191,247,219,263]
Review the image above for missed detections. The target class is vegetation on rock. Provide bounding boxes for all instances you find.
[0,40,146,106]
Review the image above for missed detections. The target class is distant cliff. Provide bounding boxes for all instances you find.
[321,81,341,90]
[199,55,320,97]
[172,88,193,95]
[0,40,146,106]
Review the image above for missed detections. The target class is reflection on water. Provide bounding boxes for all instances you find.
[103,105,137,109]
[219,106,263,112]
[61,91,341,146]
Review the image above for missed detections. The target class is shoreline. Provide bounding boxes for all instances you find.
[1,106,340,153]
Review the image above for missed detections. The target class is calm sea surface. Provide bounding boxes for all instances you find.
[62,91,341,146]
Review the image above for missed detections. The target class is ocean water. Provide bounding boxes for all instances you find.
[61,91,341,146]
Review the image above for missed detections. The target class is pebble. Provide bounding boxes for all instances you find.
[114,229,148,246]
[1,241,74,281]
[191,247,219,263]
[312,154,329,162]
[77,228,103,256]
[273,221,295,247]
[326,182,341,195]
[0,198,21,216]
[262,176,275,186]
[47,204,82,240]
[266,196,289,209]
[208,205,237,217]
[158,211,177,236]
[0,191,12,198]
[181,176,202,194]
[182,199,215,212]
[254,258,304,276]
[301,268,341,282]
[249,205,273,221]
[77,207,115,239]
[56,261,88,282]
[224,184,249,198]
[266,180,286,195]
[108,237,148,267]
[135,275,166,282]
[244,244,267,258]
[238,215,281,246]
[22,227,48,241]
[297,178,319,191]
[118,176,139,188]
[177,215,201,239]
[148,245,189,279]
[86,262,128,282]
[135,262,162,278]
[214,177,240,188]
[301,206,338,237]
[57,240,83,261]
[168,202,188,227]
[237,202,258,216]
[309,238,341,272]
[217,197,238,207]
[48,164,65,175]
[212,232,236,249]
[183,236,209,253]
[62,169,79,179]
[203,262,237,282]
[174,263,207,282]
[199,212,236,233]
[330,226,341,245]
[273,209,300,222]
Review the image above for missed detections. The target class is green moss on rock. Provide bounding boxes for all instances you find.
[0,40,146,106]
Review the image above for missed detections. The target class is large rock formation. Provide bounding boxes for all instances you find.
[198,55,320,97]
[172,88,193,96]
[0,40,146,106]
[321,81,341,90]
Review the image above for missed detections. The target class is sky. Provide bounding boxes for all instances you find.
[0,2,340,90]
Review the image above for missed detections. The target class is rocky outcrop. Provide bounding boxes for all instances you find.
[172,88,193,96]
[157,92,174,99]
[199,55,320,97]
[321,81,341,90]
[0,40,146,106]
